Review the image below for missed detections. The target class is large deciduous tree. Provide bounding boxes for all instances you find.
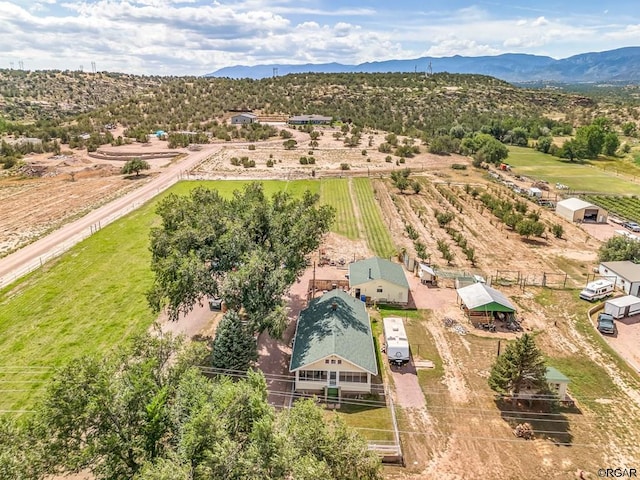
[488,334,548,400]
[147,183,334,335]
[21,333,381,480]
[121,157,151,176]
[599,235,640,263]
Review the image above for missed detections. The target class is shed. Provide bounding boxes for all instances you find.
[349,257,409,304]
[289,290,378,400]
[555,198,608,223]
[418,263,436,285]
[231,112,257,124]
[517,367,570,402]
[456,283,516,320]
[599,261,640,296]
[604,295,640,319]
[528,187,542,198]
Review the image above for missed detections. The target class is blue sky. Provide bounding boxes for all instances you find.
[1,0,639,75]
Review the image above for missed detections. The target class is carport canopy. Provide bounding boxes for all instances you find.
[456,283,516,313]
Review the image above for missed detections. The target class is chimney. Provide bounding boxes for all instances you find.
[368,268,372,279]
[331,302,337,311]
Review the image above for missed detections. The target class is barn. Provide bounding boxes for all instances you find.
[456,282,516,321]
[555,198,608,223]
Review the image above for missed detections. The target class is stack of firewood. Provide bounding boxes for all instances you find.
[513,423,535,440]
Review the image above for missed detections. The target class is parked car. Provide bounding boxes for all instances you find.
[597,313,616,334]
[208,297,223,311]
[623,222,640,232]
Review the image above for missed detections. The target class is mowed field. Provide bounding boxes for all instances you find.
[507,146,640,194]
[0,178,390,411]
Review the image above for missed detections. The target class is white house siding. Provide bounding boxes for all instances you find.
[231,114,256,125]
[294,355,372,393]
[599,265,640,296]
[351,278,408,303]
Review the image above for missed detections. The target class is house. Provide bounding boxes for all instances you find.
[519,367,570,402]
[287,114,333,125]
[599,261,640,296]
[289,290,378,401]
[555,198,608,223]
[349,257,409,304]
[417,263,437,285]
[231,112,257,125]
[456,282,516,321]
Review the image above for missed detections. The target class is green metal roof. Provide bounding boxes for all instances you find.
[289,290,378,375]
[545,366,569,383]
[456,283,516,313]
[349,257,409,289]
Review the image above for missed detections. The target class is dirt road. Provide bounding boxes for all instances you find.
[0,145,219,289]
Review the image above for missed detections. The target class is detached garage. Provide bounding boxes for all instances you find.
[555,198,608,223]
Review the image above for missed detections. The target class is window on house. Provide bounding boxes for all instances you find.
[376,286,383,293]
[339,372,368,383]
[299,370,327,382]
[331,359,336,364]
[337,360,342,365]
[325,359,329,364]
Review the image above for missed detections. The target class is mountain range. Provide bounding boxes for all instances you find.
[207,46,640,84]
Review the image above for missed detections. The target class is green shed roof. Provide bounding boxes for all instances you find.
[349,257,409,289]
[545,366,569,383]
[289,290,378,375]
[456,283,516,313]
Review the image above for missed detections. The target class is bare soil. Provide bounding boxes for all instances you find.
[6,128,640,479]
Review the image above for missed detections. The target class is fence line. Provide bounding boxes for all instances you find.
[0,172,192,290]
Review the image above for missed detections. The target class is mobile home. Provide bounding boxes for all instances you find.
[383,317,410,366]
[579,279,614,302]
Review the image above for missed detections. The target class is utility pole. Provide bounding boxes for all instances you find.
[18,60,24,70]
[91,61,96,73]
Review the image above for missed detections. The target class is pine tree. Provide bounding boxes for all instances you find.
[211,310,257,372]
[488,334,547,400]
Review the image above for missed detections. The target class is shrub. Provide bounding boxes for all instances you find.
[451,164,467,170]
[299,156,308,165]
[248,144,256,150]
[340,163,350,170]
[551,223,564,238]
[266,159,274,167]
[385,155,392,163]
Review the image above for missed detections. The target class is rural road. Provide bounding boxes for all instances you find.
[0,144,221,289]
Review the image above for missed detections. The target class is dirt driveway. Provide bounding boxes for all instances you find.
[600,314,640,373]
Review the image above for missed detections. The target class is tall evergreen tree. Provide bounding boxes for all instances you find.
[488,334,547,400]
[211,310,257,372]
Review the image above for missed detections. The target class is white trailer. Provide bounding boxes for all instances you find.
[604,295,640,319]
[383,317,410,366]
[579,279,614,301]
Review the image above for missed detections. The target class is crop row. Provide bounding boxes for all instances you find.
[319,179,359,240]
[586,195,640,224]
[353,178,396,258]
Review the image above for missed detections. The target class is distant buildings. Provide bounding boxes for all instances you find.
[230,112,258,125]
[287,114,332,125]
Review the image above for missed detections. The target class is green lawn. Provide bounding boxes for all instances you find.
[319,179,359,239]
[352,178,396,257]
[0,180,324,410]
[506,146,640,194]
[326,403,395,442]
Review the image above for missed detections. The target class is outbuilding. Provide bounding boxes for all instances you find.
[528,187,542,198]
[349,257,409,304]
[417,263,437,285]
[456,282,516,321]
[604,295,640,319]
[599,261,640,296]
[288,114,333,125]
[555,198,608,223]
[230,112,257,124]
[289,290,378,401]
[519,367,570,402]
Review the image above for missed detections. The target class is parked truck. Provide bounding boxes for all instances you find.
[579,279,614,302]
[383,317,410,366]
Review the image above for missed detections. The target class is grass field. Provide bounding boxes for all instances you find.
[507,146,640,195]
[319,179,359,239]
[352,178,396,257]
[0,180,323,411]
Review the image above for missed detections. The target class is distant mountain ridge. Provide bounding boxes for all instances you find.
[206,47,640,83]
